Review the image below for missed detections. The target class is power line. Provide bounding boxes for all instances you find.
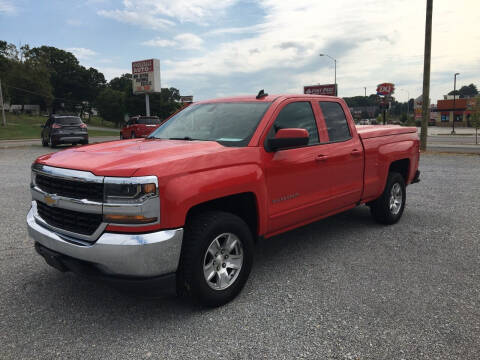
[4,84,87,105]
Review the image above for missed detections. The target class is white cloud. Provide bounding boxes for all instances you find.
[67,47,97,60]
[159,0,480,101]
[97,0,237,27]
[142,38,176,47]
[0,0,17,14]
[143,33,204,50]
[98,9,175,30]
[97,67,130,81]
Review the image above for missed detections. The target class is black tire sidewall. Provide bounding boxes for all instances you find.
[372,172,406,224]
[181,212,254,307]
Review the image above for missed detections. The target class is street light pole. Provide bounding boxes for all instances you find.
[364,87,367,97]
[452,72,460,134]
[319,53,337,96]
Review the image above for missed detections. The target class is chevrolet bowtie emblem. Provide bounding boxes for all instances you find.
[44,194,57,206]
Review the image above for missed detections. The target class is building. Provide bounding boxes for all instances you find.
[436,97,478,127]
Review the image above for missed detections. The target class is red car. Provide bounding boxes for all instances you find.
[29,93,420,307]
[120,116,162,139]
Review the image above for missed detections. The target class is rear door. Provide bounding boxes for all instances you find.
[314,100,364,209]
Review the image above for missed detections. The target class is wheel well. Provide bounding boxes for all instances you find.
[186,192,259,239]
[389,159,410,182]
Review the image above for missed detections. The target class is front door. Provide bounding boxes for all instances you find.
[263,100,332,235]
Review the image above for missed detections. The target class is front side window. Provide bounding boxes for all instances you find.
[319,102,351,142]
[149,102,271,147]
[267,101,319,145]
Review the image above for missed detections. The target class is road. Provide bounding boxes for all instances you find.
[1,148,479,359]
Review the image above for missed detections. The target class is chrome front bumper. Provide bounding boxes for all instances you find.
[27,204,183,277]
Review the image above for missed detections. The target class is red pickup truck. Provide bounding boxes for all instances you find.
[120,116,162,139]
[27,94,420,307]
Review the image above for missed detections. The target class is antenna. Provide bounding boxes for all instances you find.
[256,89,268,99]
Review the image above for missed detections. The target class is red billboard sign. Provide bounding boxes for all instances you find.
[132,59,154,74]
[376,83,395,96]
[304,84,337,96]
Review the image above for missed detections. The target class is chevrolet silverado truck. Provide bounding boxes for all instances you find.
[27,93,420,307]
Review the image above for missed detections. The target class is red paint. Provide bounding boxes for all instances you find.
[35,95,420,238]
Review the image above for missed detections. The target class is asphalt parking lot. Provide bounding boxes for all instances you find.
[1,145,479,359]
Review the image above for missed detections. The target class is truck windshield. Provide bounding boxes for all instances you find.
[148,102,271,147]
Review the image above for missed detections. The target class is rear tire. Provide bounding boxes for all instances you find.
[42,138,48,147]
[370,171,406,225]
[178,211,254,307]
[49,136,56,148]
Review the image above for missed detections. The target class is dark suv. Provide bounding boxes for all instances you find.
[41,115,88,148]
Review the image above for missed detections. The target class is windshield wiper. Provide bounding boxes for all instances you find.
[168,136,196,141]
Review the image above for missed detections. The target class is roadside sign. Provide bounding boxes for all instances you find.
[132,59,161,94]
[304,84,337,96]
[376,83,395,96]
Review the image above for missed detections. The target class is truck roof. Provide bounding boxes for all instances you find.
[196,94,342,104]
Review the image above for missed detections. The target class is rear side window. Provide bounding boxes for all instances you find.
[269,102,319,145]
[55,117,82,125]
[319,102,351,142]
[138,117,160,125]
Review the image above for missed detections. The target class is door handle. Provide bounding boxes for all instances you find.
[350,149,362,156]
[316,154,328,162]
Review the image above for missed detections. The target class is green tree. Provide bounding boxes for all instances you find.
[448,83,478,98]
[96,88,126,125]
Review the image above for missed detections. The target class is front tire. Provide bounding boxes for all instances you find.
[370,171,406,225]
[178,211,254,307]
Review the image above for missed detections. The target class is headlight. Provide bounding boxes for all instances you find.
[104,178,157,204]
[103,176,159,225]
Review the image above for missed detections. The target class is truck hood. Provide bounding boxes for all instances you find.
[35,139,242,177]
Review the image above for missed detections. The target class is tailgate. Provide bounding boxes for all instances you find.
[356,125,417,140]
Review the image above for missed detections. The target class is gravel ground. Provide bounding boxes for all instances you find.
[0,147,479,359]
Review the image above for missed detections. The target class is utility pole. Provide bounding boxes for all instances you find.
[451,72,459,134]
[0,79,6,127]
[420,0,433,151]
[145,93,150,116]
[364,87,367,97]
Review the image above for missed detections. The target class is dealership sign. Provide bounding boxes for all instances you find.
[132,59,161,94]
[304,84,337,96]
[376,83,395,96]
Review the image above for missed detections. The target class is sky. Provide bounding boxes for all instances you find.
[0,0,479,102]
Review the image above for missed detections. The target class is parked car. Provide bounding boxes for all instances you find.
[41,115,88,148]
[28,93,420,307]
[120,116,162,139]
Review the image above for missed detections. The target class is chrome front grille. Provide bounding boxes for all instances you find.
[36,173,104,202]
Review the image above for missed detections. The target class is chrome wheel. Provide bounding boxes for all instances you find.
[389,182,403,215]
[203,233,243,291]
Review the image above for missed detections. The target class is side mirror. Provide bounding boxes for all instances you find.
[267,128,309,152]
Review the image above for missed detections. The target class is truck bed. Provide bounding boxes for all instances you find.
[356,125,417,140]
